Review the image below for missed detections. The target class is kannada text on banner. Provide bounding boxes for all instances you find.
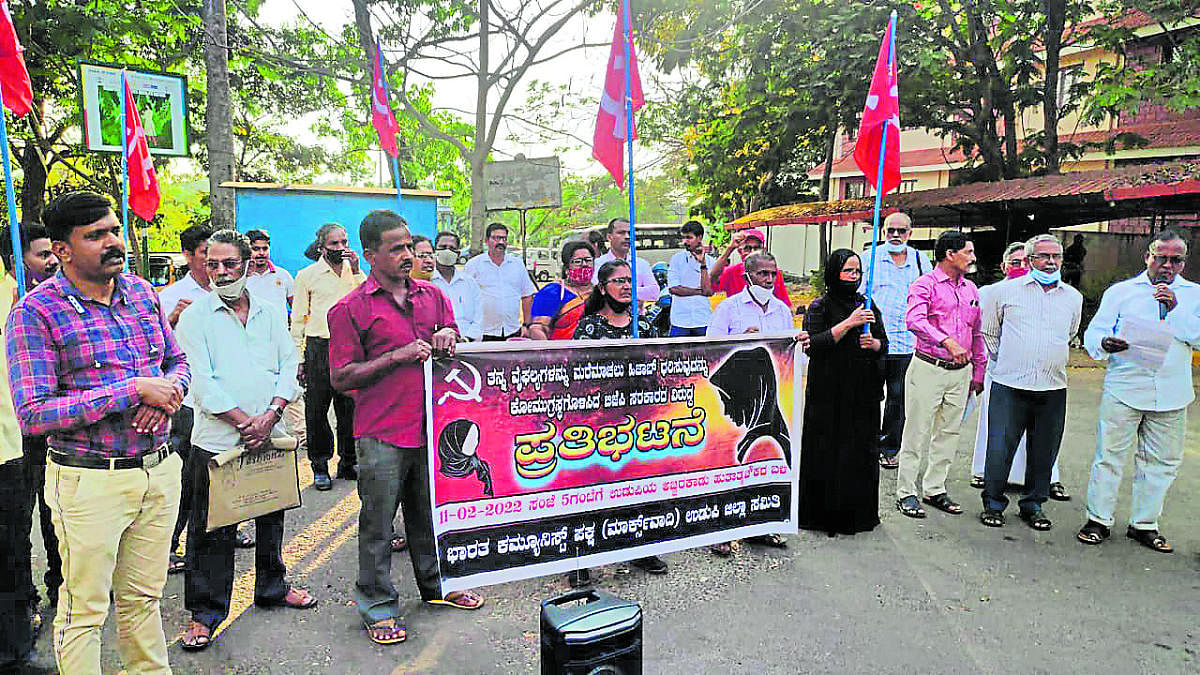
[424,334,801,593]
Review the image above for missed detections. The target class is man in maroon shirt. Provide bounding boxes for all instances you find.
[328,210,485,646]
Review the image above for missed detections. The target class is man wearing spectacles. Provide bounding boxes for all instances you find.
[978,235,1082,532]
[859,212,931,470]
[431,231,482,341]
[1079,230,1199,553]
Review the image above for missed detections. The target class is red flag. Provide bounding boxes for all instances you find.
[853,19,901,196]
[371,43,400,159]
[0,1,32,118]
[591,2,643,189]
[124,80,160,221]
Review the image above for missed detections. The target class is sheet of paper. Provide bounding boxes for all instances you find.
[1116,315,1173,372]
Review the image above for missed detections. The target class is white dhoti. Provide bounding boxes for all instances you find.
[971,369,1061,483]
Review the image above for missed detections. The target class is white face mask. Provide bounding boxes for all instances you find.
[884,241,906,254]
[434,249,459,267]
[745,276,772,305]
[214,263,249,301]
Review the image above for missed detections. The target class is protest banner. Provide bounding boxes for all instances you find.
[426,334,800,593]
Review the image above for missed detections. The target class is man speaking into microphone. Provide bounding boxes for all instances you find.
[1080,230,1200,553]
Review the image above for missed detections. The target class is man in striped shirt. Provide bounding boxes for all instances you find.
[978,235,1082,531]
[7,191,190,674]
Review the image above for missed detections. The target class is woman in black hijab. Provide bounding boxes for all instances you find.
[798,248,888,535]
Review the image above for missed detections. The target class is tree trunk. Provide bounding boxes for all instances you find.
[818,119,837,264]
[469,0,490,254]
[19,142,46,226]
[1042,0,1066,174]
[204,0,236,230]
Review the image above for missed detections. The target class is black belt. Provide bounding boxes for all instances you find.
[49,444,171,471]
[914,350,969,371]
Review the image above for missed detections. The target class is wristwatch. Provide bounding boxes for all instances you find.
[267,403,285,419]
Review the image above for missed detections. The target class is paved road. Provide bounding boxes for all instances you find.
[28,364,1199,674]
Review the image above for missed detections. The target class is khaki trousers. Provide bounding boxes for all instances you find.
[896,357,971,501]
[45,452,182,675]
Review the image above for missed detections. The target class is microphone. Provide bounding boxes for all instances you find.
[1156,275,1169,320]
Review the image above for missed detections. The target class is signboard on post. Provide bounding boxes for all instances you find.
[425,334,800,593]
[484,156,562,211]
[79,63,189,157]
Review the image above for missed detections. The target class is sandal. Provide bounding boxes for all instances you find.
[256,587,318,609]
[746,533,788,548]
[168,553,186,575]
[235,527,255,549]
[878,454,899,469]
[970,475,985,489]
[1126,527,1173,553]
[1076,520,1110,545]
[365,617,406,645]
[181,620,212,651]
[709,542,734,557]
[1049,482,1070,501]
[390,535,407,553]
[922,493,964,515]
[980,509,1005,528]
[896,496,926,519]
[427,590,485,610]
[1019,509,1052,531]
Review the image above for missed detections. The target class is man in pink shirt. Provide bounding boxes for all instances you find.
[328,210,485,647]
[710,228,791,307]
[895,231,986,519]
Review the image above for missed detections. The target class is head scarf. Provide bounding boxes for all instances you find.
[822,248,863,320]
[709,346,791,465]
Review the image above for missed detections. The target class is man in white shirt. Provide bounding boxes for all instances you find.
[175,230,314,651]
[594,217,659,304]
[667,220,714,336]
[858,213,931,469]
[707,252,798,338]
[1078,230,1199,553]
[465,223,536,340]
[244,228,295,319]
[432,231,483,341]
[978,235,1082,532]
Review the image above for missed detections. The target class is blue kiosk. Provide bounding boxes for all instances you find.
[223,182,450,276]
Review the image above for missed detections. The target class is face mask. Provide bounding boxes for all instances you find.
[214,264,249,301]
[745,279,773,305]
[566,267,593,284]
[1029,268,1061,285]
[604,294,630,313]
[324,249,344,266]
[434,249,459,267]
[1005,267,1028,279]
[884,241,906,254]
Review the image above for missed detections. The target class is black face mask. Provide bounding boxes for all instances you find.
[324,248,344,265]
[604,295,631,313]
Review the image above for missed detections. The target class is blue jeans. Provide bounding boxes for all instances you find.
[668,325,707,337]
[982,383,1066,513]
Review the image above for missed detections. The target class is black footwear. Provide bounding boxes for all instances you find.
[970,475,985,489]
[1126,526,1173,553]
[1049,482,1071,501]
[746,533,788,548]
[336,466,358,480]
[896,496,926,519]
[630,556,668,574]
[922,493,964,515]
[314,473,333,491]
[1018,509,1052,531]
[1076,519,1110,545]
[980,509,1005,527]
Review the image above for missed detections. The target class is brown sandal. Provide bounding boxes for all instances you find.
[426,590,485,610]
[181,620,212,651]
[365,617,406,645]
[1127,527,1173,553]
[256,587,317,609]
[390,535,407,553]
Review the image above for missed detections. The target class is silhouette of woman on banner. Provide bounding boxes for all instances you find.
[710,346,791,465]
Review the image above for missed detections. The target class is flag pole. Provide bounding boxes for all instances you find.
[119,70,131,272]
[621,0,639,337]
[863,11,897,312]
[377,42,403,214]
[0,83,26,296]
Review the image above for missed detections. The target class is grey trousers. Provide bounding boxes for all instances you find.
[355,437,441,624]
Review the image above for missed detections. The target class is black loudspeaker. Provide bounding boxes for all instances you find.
[540,589,643,675]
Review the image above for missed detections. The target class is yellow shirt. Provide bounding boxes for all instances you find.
[0,275,24,463]
[290,258,365,350]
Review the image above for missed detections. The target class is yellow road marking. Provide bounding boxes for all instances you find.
[297,520,359,578]
[390,633,448,674]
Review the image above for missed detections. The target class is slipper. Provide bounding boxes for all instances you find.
[235,528,255,549]
[746,533,788,548]
[1019,510,1052,531]
[922,493,964,515]
[896,496,926,519]
[390,536,407,553]
[1049,482,1071,501]
[256,587,317,609]
[980,509,1005,528]
[878,454,899,470]
[168,553,186,575]
[709,542,734,558]
[1126,527,1173,553]
[426,590,485,610]
[365,617,406,645]
[970,475,985,489]
[181,620,212,651]
[1076,520,1110,545]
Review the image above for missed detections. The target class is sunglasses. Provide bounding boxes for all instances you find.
[885,228,910,236]
[1152,254,1185,266]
